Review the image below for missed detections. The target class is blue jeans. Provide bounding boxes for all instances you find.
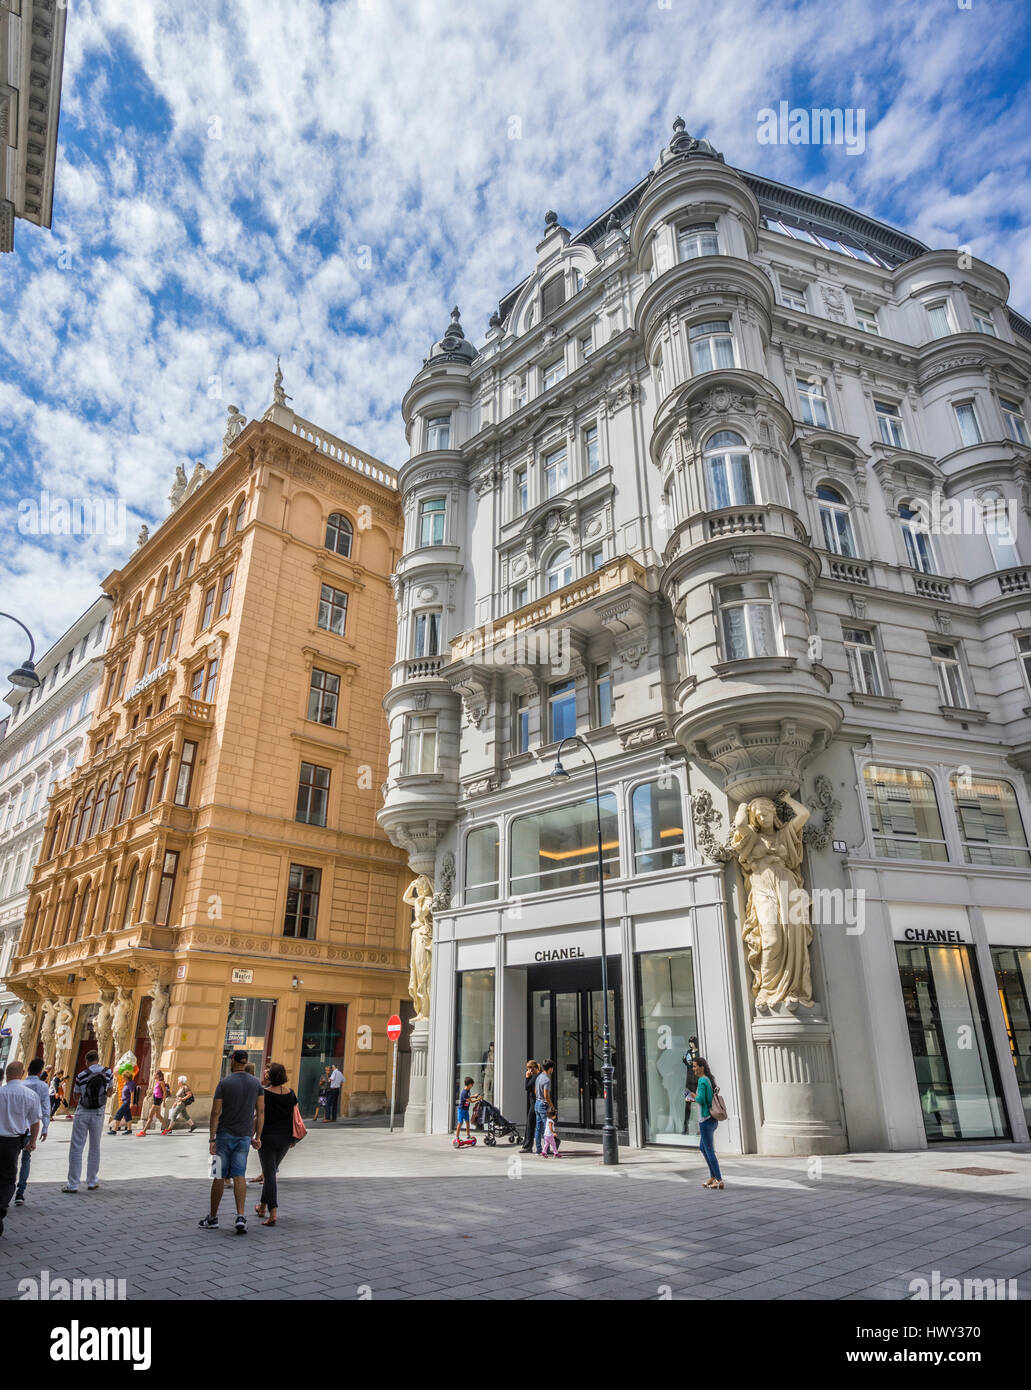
[698,1117,722,1180]
[534,1099,548,1153]
[15,1142,32,1196]
[213,1132,251,1179]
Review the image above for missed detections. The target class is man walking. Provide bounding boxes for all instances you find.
[0,1061,43,1237]
[199,1049,263,1234]
[326,1061,344,1123]
[14,1057,50,1205]
[62,1049,114,1193]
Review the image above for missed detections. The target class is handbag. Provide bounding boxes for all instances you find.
[292,1104,307,1142]
[708,1083,728,1122]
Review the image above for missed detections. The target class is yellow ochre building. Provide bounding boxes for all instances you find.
[9,383,412,1118]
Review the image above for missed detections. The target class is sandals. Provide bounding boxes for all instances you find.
[254,1203,266,1216]
[261,1216,277,1227]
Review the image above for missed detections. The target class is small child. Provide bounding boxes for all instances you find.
[454,1076,481,1145]
[540,1103,561,1157]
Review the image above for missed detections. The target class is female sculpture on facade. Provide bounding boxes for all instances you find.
[731,788,813,1012]
[403,875,434,1020]
[39,998,57,1070]
[54,997,74,1061]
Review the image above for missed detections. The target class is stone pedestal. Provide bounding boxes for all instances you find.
[404,1016,430,1135]
[751,1005,847,1154]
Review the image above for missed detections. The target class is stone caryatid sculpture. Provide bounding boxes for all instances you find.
[147,980,170,1065]
[94,989,115,1067]
[110,987,133,1060]
[403,875,434,1020]
[15,999,41,1066]
[54,996,74,1061]
[731,788,813,1013]
[39,998,57,1071]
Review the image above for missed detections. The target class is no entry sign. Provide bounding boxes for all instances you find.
[387,1015,402,1042]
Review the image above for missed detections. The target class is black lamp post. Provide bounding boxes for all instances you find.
[0,612,41,689]
[549,734,619,1165]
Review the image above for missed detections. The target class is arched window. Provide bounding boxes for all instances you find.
[89,782,108,838]
[120,764,138,822]
[325,513,353,558]
[45,814,62,861]
[76,791,94,845]
[66,799,82,850]
[64,885,79,941]
[132,597,142,627]
[157,749,172,802]
[172,557,182,589]
[816,485,858,557]
[704,431,756,509]
[545,546,573,593]
[217,512,230,547]
[234,497,247,532]
[899,504,937,575]
[185,543,196,579]
[980,495,1020,571]
[688,319,735,374]
[75,879,92,935]
[159,569,169,603]
[122,863,139,931]
[141,758,159,812]
[103,773,122,832]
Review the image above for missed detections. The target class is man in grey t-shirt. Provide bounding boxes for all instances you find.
[199,1051,263,1234]
[533,1060,554,1155]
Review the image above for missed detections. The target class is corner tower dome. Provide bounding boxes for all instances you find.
[426,305,476,365]
[651,116,725,174]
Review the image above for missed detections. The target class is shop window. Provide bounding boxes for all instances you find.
[637,949,699,1146]
[949,776,1030,868]
[297,1002,347,1115]
[283,864,322,938]
[631,781,686,873]
[454,969,495,1110]
[863,765,948,861]
[464,825,500,905]
[296,762,330,826]
[896,942,1009,1141]
[992,947,1031,1130]
[511,792,619,895]
[221,997,276,1079]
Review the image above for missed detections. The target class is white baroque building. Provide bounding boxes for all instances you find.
[379,120,1031,1155]
[0,598,112,1064]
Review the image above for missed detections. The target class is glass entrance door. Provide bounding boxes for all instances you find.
[529,959,625,1131]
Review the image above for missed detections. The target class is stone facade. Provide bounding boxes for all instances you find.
[380,121,1031,1154]
[0,0,66,252]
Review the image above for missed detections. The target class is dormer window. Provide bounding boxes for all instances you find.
[541,274,565,318]
[425,415,451,451]
[677,223,719,261]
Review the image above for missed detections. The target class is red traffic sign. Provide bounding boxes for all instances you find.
[387,1015,403,1042]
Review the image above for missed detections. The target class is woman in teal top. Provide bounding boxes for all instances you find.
[686,1058,723,1188]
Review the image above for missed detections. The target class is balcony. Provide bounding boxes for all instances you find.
[53,696,213,797]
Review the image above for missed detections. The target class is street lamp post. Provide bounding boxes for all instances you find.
[0,612,41,689]
[549,734,619,1165]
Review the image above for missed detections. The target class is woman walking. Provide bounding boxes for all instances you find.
[136,1070,169,1136]
[49,1072,65,1119]
[686,1057,724,1189]
[520,1060,539,1152]
[255,1062,298,1227]
[162,1075,196,1133]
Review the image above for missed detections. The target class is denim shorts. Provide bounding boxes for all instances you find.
[214,1132,251,1178]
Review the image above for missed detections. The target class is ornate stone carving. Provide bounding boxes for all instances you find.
[691,789,735,863]
[933,609,952,634]
[847,594,867,618]
[110,987,134,1061]
[432,852,455,912]
[273,356,292,407]
[223,404,246,451]
[403,875,435,1020]
[473,468,498,497]
[135,525,149,550]
[168,464,189,513]
[802,775,841,852]
[147,980,170,1065]
[820,284,847,323]
[54,997,74,1060]
[15,999,41,1066]
[606,380,638,416]
[94,988,115,1067]
[39,998,57,1072]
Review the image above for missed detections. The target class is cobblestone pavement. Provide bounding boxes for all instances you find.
[3,1120,1031,1300]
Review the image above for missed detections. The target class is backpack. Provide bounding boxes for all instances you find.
[708,1082,728,1123]
[80,1070,109,1111]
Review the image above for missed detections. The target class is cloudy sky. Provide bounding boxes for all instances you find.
[1,0,1030,682]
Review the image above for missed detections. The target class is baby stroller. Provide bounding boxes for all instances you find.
[480,1100,522,1145]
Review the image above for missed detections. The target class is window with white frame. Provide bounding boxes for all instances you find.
[548,678,576,743]
[950,775,1030,869]
[925,300,954,339]
[780,282,807,312]
[704,431,756,508]
[404,713,438,775]
[513,375,528,411]
[583,424,599,475]
[930,640,968,708]
[797,375,830,427]
[542,357,566,391]
[631,780,687,873]
[514,467,528,515]
[513,693,530,754]
[973,313,997,336]
[579,331,593,364]
[588,547,604,572]
[718,580,778,660]
[899,504,936,574]
[413,610,442,658]
[594,662,612,726]
[689,319,735,373]
[1017,634,1031,694]
[875,399,906,447]
[424,415,451,450]
[953,401,983,446]
[981,495,1020,571]
[677,223,719,261]
[545,546,573,593]
[817,485,858,556]
[1000,397,1030,445]
[418,497,446,546]
[543,444,569,498]
[464,825,500,904]
[854,306,880,335]
[573,269,585,293]
[844,627,883,696]
[863,765,948,861]
[511,582,528,609]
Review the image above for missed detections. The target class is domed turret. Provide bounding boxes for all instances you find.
[426,305,476,365]
[651,115,724,174]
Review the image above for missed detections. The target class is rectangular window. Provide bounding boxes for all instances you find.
[973,313,996,336]
[677,223,718,260]
[548,678,576,743]
[926,300,954,338]
[844,627,883,696]
[583,424,599,475]
[930,641,968,708]
[169,614,183,656]
[190,667,204,701]
[514,467,528,515]
[307,668,340,726]
[863,765,948,861]
[953,401,982,446]
[201,586,216,629]
[579,332,594,363]
[543,445,569,498]
[541,274,565,318]
[404,714,437,775]
[689,319,735,373]
[217,571,233,617]
[511,793,620,895]
[515,375,528,410]
[513,694,530,754]
[154,851,180,926]
[142,638,155,675]
[542,357,566,391]
[719,581,777,660]
[511,583,528,610]
[992,947,1031,1129]
[1001,398,1030,445]
[632,780,686,873]
[588,547,604,572]
[950,775,1030,868]
[203,658,219,703]
[781,283,807,311]
[875,399,906,448]
[595,662,612,726]
[296,761,330,825]
[425,415,451,450]
[173,742,197,806]
[155,625,169,665]
[283,864,322,939]
[854,306,879,335]
[897,942,1009,1141]
[317,584,348,636]
[1019,634,1031,694]
[464,826,499,905]
[797,376,830,427]
[413,611,441,659]
[418,498,446,546]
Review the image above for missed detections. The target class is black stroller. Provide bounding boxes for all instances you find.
[480,1100,522,1145]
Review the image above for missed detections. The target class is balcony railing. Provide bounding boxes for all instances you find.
[999,568,1031,596]
[52,696,213,796]
[402,657,444,680]
[913,575,953,602]
[707,510,766,538]
[827,558,871,585]
[289,414,397,489]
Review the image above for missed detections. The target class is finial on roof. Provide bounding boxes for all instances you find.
[488,310,502,330]
[273,355,292,408]
[666,115,723,163]
[672,115,686,134]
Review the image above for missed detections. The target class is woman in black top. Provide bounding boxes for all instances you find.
[255,1062,297,1226]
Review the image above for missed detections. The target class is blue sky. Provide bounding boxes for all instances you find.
[1,0,1030,681]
